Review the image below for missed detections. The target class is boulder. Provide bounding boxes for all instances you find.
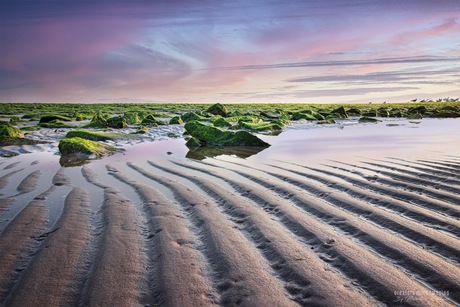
[39,114,72,124]
[0,125,24,138]
[184,121,269,147]
[107,116,128,129]
[169,116,183,125]
[358,116,380,123]
[58,137,117,157]
[213,117,232,128]
[141,114,164,126]
[206,103,228,117]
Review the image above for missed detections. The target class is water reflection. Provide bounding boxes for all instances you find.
[186,146,268,160]
[59,154,92,167]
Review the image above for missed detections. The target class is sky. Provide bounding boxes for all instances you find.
[1,0,460,104]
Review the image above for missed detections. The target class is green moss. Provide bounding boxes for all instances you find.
[169,116,183,125]
[132,125,149,134]
[39,120,73,128]
[206,103,228,117]
[185,137,202,147]
[141,114,165,126]
[181,112,205,123]
[107,116,128,128]
[39,114,73,124]
[85,114,108,128]
[213,117,232,128]
[65,130,123,141]
[238,121,283,131]
[123,112,141,124]
[0,125,24,138]
[184,120,269,147]
[58,137,117,157]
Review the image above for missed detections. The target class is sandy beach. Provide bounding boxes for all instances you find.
[0,117,459,306]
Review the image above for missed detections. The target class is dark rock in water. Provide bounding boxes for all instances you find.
[408,106,428,115]
[206,103,228,117]
[361,109,378,117]
[407,113,423,120]
[107,116,128,129]
[432,111,460,118]
[169,116,183,125]
[377,107,389,117]
[184,121,269,147]
[260,111,281,119]
[185,137,202,147]
[358,116,380,123]
[39,114,72,124]
[291,112,316,121]
[389,108,403,117]
[318,119,336,124]
[332,106,348,118]
[213,117,232,128]
[347,108,362,116]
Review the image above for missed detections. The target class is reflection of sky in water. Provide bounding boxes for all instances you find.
[253,118,460,163]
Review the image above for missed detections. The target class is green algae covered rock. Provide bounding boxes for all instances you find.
[184,121,269,147]
[86,114,108,128]
[358,116,380,123]
[213,117,232,128]
[206,103,228,117]
[39,114,72,124]
[123,112,141,124]
[169,116,183,125]
[107,116,128,129]
[39,120,73,128]
[185,137,202,147]
[181,112,205,123]
[238,121,283,132]
[65,130,120,141]
[58,137,117,157]
[0,125,24,138]
[291,112,317,121]
[331,106,348,118]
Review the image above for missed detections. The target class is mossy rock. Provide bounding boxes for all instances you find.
[181,112,205,123]
[206,103,228,117]
[9,116,22,124]
[132,125,149,134]
[107,116,128,129]
[292,112,316,121]
[239,121,283,132]
[431,111,460,118]
[58,137,117,157]
[123,112,141,124]
[39,114,72,124]
[65,130,121,141]
[389,109,403,117]
[185,137,202,147]
[39,120,73,128]
[332,106,348,118]
[408,106,428,115]
[407,113,423,120]
[184,121,269,147]
[141,114,165,126]
[169,116,183,125]
[86,114,108,128]
[0,125,24,138]
[358,116,380,123]
[260,111,281,119]
[377,107,390,117]
[213,118,232,128]
[318,119,336,124]
[347,108,362,116]
[361,109,378,117]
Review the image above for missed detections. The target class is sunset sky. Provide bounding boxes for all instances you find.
[1,0,459,103]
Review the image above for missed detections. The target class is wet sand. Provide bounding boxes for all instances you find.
[0,118,459,306]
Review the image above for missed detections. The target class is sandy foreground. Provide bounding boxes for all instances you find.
[0,118,459,306]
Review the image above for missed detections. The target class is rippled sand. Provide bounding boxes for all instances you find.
[0,118,459,306]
